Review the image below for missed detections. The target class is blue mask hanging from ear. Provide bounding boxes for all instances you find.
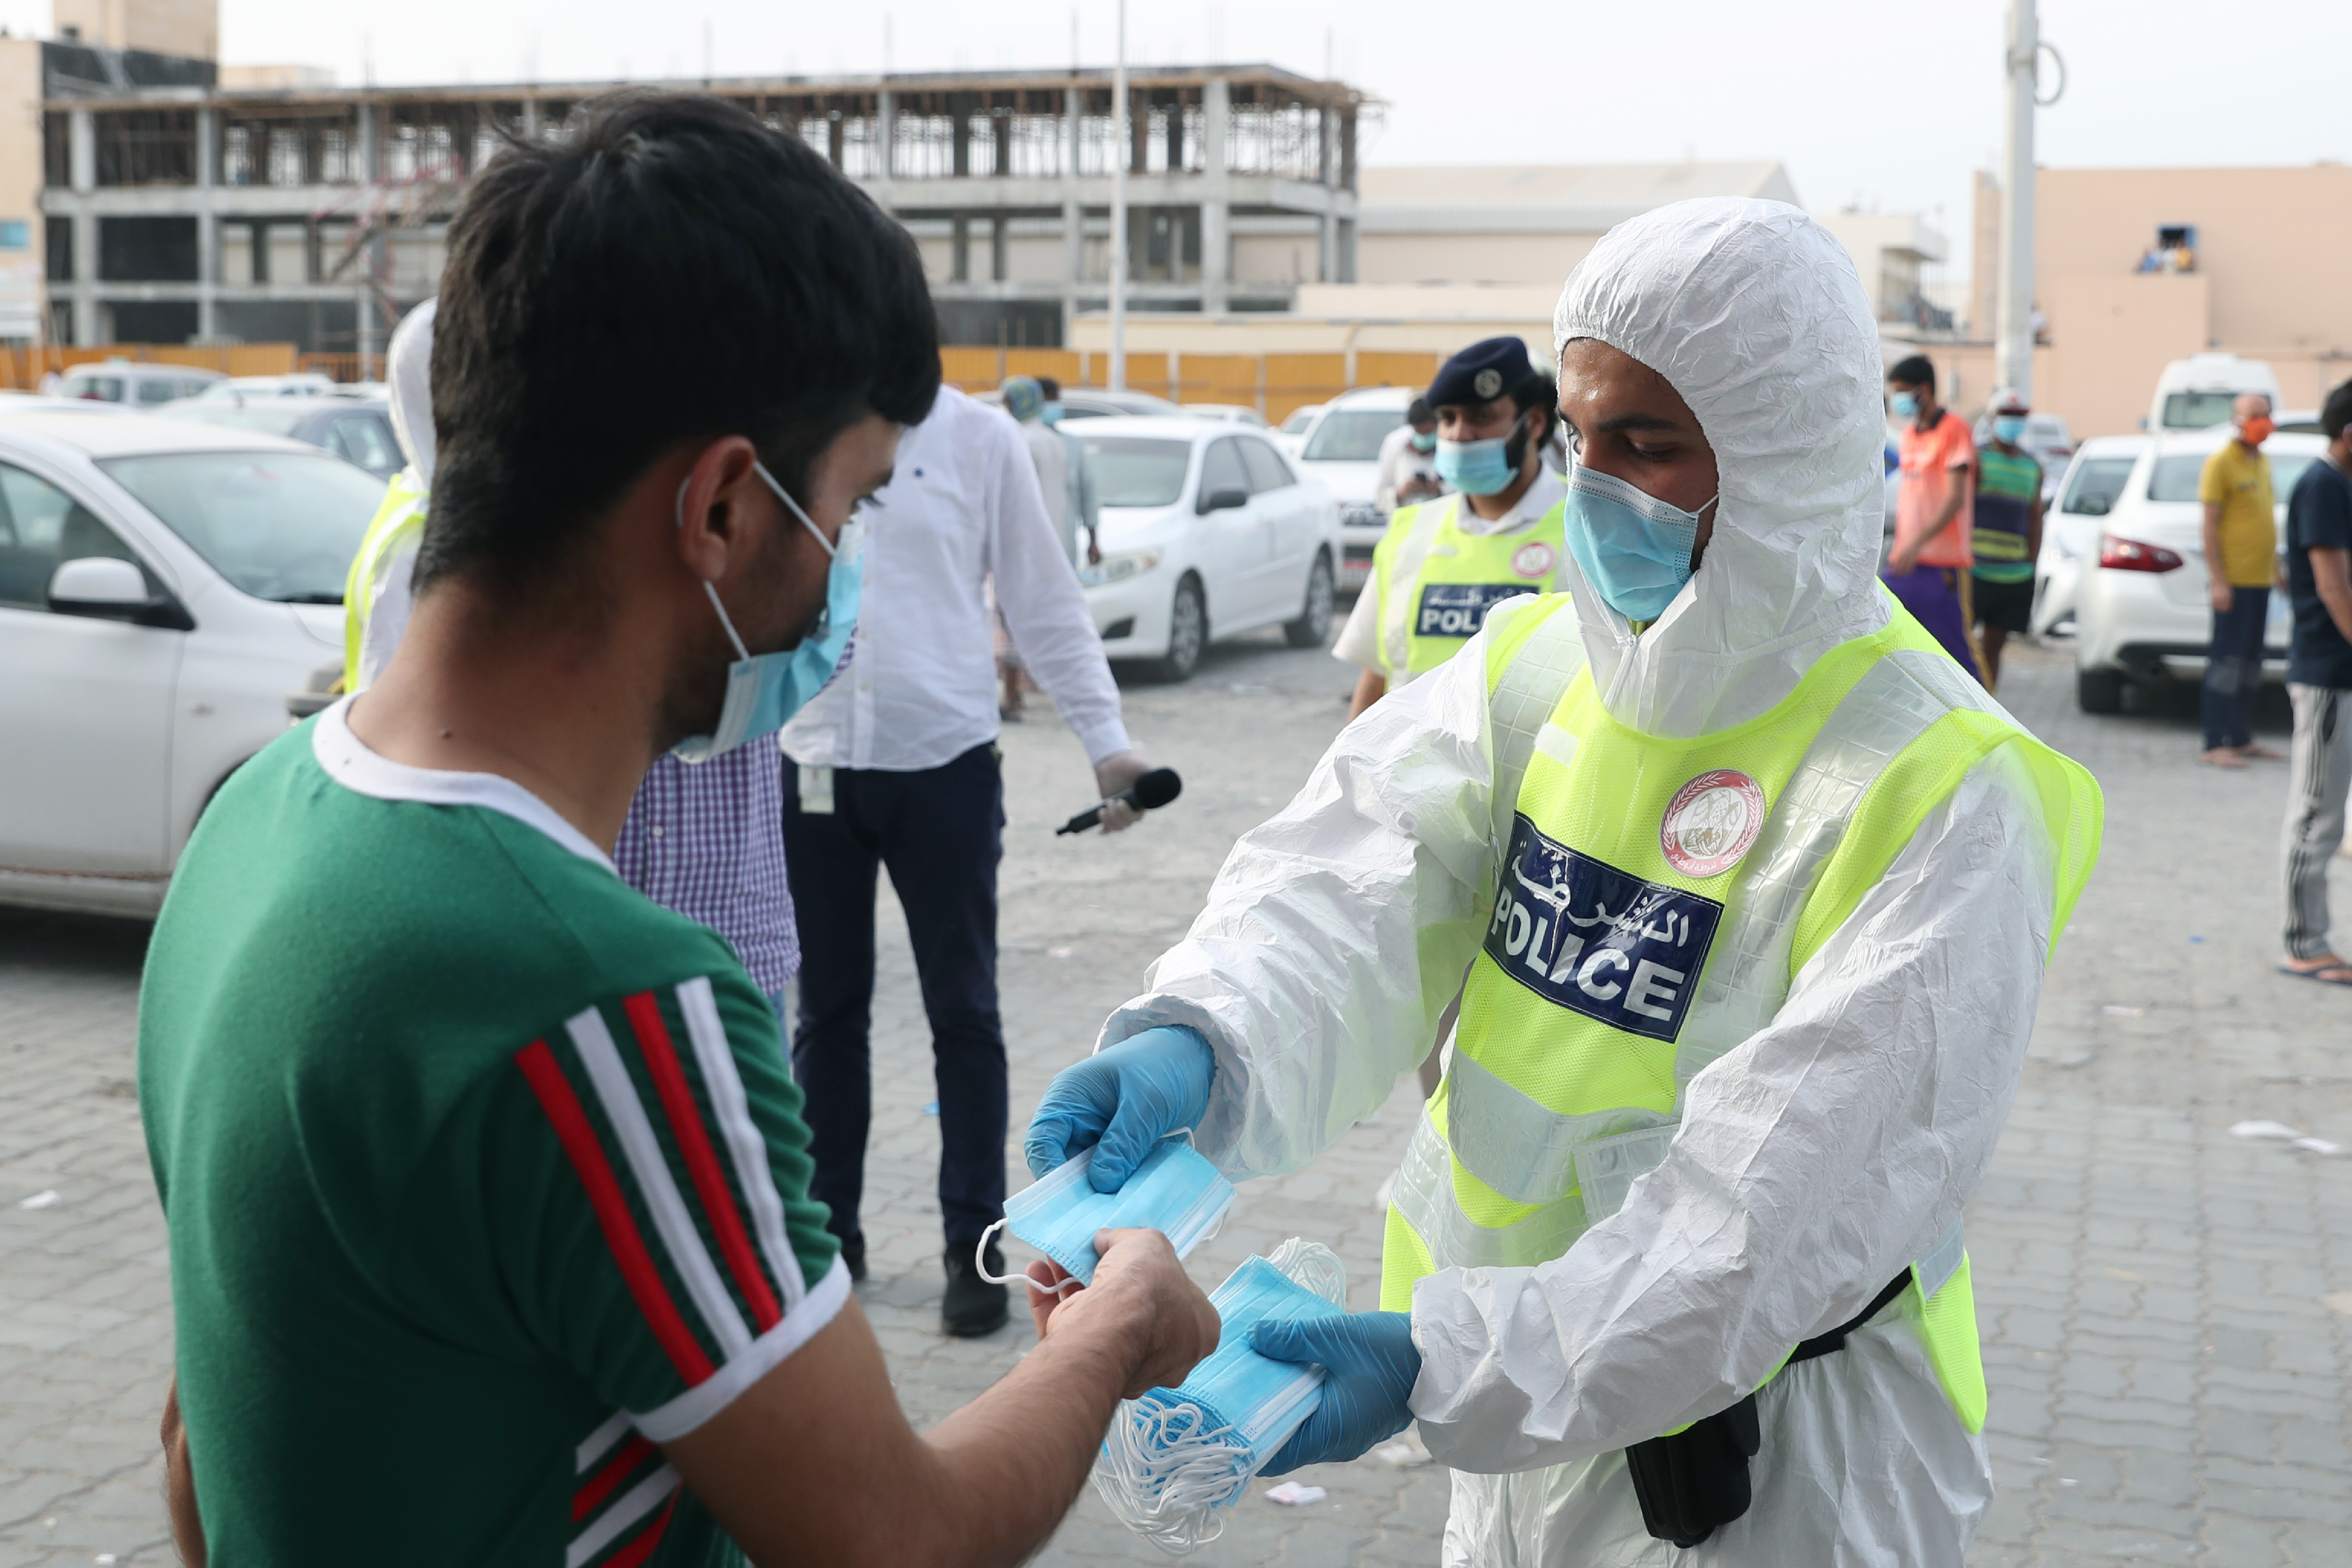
[672,463,861,763]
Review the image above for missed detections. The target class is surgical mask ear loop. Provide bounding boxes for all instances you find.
[976,1218,1083,1295]
[677,474,755,661]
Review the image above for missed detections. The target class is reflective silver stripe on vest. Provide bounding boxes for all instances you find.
[1914,1219,1966,1299]
[1390,1107,1587,1271]
[1447,646,1978,1214]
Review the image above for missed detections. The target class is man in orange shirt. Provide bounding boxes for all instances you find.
[1881,355,1988,683]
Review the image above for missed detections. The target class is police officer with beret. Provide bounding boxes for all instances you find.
[1334,336,1568,720]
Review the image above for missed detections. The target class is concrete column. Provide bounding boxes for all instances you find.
[952,215,970,282]
[1337,217,1357,284]
[194,107,217,340]
[1060,85,1082,340]
[357,103,381,364]
[69,112,97,343]
[876,89,896,209]
[1200,78,1229,314]
[990,215,1007,283]
[523,98,542,138]
[1318,105,1339,284]
[68,109,94,192]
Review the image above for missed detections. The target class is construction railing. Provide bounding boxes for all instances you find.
[939,346,1441,425]
[0,342,302,390]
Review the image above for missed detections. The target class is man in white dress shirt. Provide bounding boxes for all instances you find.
[779,383,1152,1335]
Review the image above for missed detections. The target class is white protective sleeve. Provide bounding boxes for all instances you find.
[1099,609,1518,1177]
[1410,747,2052,1471]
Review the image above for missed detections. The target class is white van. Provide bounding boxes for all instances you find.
[2147,353,2282,434]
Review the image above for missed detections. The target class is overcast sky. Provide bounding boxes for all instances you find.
[9,0,2340,283]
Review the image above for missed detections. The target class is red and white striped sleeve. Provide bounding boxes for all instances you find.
[507,971,850,1442]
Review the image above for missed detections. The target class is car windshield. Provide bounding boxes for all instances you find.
[2268,455,2315,499]
[2147,456,2208,502]
[1077,436,1193,508]
[1280,407,1319,434]
[2161,391,2244,430]
[99,450,383,602]
[2060,456,2138,515]
[1302,410,1403,462]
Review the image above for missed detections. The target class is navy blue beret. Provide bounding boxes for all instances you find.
[1427,336,1534,409]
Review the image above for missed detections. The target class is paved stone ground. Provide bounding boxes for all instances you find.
[3,624,2348,1567]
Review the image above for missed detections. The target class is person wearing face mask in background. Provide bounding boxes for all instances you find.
[1023,199,2102,1566]
[1969,389,2044,689]
[1883,354,1988,685]
[340,299,809,1017]
[2197,391,2284,766]
[142,95,1217,1568]
[1335,339,1567,725]
[1036,376,1102,567]
[1374,395,1446,515]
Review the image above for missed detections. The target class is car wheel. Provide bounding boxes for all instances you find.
[1144,576,1206,683]
[2076,666,2125,714]
[1283,551,1336,648]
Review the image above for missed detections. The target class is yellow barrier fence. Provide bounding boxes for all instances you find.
[0,342,301,390]
[939,347,1442,426]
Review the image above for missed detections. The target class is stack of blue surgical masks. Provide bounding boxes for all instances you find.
[1093,1240,1349,1554]
[983,1137,1234,1287]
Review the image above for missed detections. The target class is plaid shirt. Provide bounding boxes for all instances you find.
[614,745,799,995]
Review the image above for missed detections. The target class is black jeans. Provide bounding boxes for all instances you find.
[782,744,1008,1249]
[2203,586,2269,751]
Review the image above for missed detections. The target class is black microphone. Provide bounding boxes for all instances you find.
[1057,767,1182,836]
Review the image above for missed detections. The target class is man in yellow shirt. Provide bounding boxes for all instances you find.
[2198,392,2282,766]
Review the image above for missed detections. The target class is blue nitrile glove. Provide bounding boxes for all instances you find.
[1024,1026,1215,1192]
[1248,1311,1421,1475]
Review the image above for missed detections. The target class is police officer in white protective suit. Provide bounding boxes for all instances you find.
[1024,197,2103,1566]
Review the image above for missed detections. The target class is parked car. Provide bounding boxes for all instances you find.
[1291,386,1416,588]
[193,373,345,401]
[2065,426,2322,713]
[2276,408,2323,436]
[159,394,404,478]
[0,413,385,916]
[2032,435,2147,636]
[1067,416,1340,681]
[2146,352,2280,434]
[1180,402,1268,426]
[58,361,224,408]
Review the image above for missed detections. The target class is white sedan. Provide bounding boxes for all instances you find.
[1070,417,1341,682]
[2064,426,2322,714]
[0,413,384,916]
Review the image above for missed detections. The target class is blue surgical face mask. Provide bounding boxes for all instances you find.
[671,463,861,763]
[1434,412,1529,496]
[1561,459,1714,623]
[981,1136,1232,1288]
[1409,429,1436,453]
[1889,390,1920,420]
[1041,401,1065,426]
[1992,415,2027,444]
[1093,1241,1350,1551]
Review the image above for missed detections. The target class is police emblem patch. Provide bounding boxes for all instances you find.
[1510,540,1556,580]
[1473,368,1503,399]
[1659,769,1765,877]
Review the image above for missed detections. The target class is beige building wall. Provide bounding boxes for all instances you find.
[0,38,45,341]
[54,0,217,59]
[1357,231,1599,289]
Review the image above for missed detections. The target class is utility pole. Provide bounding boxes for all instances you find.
[1109,0,1127,390]
[1995,0,2060,402]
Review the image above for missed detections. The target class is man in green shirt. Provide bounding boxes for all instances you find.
[141,93,1214,1568]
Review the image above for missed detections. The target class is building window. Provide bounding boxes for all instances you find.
[95,110,199,187]
[42,112,70,188]
[46,220,70,283]
[99,217,199,282]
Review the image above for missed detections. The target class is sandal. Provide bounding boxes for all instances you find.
[2235,743,2287,761]
[2278,959,2352,987]
[2200,749,2248,768]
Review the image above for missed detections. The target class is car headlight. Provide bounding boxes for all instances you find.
[1080,548,1162,588]
[1341,501,1384,529]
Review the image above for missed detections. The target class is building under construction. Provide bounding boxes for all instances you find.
[0,0,1371,353]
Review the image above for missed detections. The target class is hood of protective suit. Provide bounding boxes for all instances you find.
[387,297,436,487]
[1552,198,1886,738]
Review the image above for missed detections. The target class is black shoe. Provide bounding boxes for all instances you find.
[836,1234,867,1284]
[942,1240,1009,1337]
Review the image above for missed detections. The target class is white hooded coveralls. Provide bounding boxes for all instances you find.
[1098,199,2068,1566]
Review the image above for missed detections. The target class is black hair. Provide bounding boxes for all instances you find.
[2323,379,2352,444]
[1406,396,1433,425]
[418,91,940,599]
[1886,354,1936,392]
[1510,371,1559,443]
[1038,376,1062,400]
